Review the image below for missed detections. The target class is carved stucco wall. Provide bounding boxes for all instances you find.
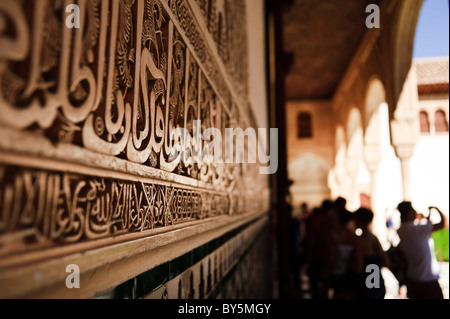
[0,0,271,298]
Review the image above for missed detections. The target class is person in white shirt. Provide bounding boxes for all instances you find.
[397,201,449,299]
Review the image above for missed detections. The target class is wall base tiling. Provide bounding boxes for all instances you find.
[97,214,272,299]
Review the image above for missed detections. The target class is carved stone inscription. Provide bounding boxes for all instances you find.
[193,0,249,104]
[0,0,252,186]
[0,0,268,257]
[0,164,230,255]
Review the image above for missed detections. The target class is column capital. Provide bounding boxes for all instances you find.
[394,146,413,201]
[366,162,379,175]
[346,156,360,179]
[364,142,381,173]
[391,117,419,150]
[394,144,415,162]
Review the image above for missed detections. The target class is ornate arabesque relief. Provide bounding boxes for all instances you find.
[140,215,269,299]
[0,0,269,257]
[0,164,230,255]
[192,0,249,106]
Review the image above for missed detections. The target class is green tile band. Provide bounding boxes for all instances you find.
[100,214,266,299]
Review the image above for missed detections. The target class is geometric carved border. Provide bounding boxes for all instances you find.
[0,163,230,257]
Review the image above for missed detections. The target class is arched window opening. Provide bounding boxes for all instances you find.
[419,111,430,134]
[435,110,449,133]
[297,112,313,139]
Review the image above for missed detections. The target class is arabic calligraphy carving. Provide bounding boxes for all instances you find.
[0,0,268,256]
[0,164,231,255]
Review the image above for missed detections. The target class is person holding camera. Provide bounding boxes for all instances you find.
[396,201,449,299]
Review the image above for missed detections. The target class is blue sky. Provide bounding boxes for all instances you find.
[413,0,450,58]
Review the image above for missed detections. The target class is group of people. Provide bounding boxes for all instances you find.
[289,197,448,299]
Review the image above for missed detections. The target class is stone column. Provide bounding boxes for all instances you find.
[394,145,415,201]
[391,64,420,202]
[364,143,381,209]
[346,156,360,211]
[334,163,347,199]
[365,143,384,239]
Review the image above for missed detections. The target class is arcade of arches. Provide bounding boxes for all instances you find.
[285,0,449,248]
